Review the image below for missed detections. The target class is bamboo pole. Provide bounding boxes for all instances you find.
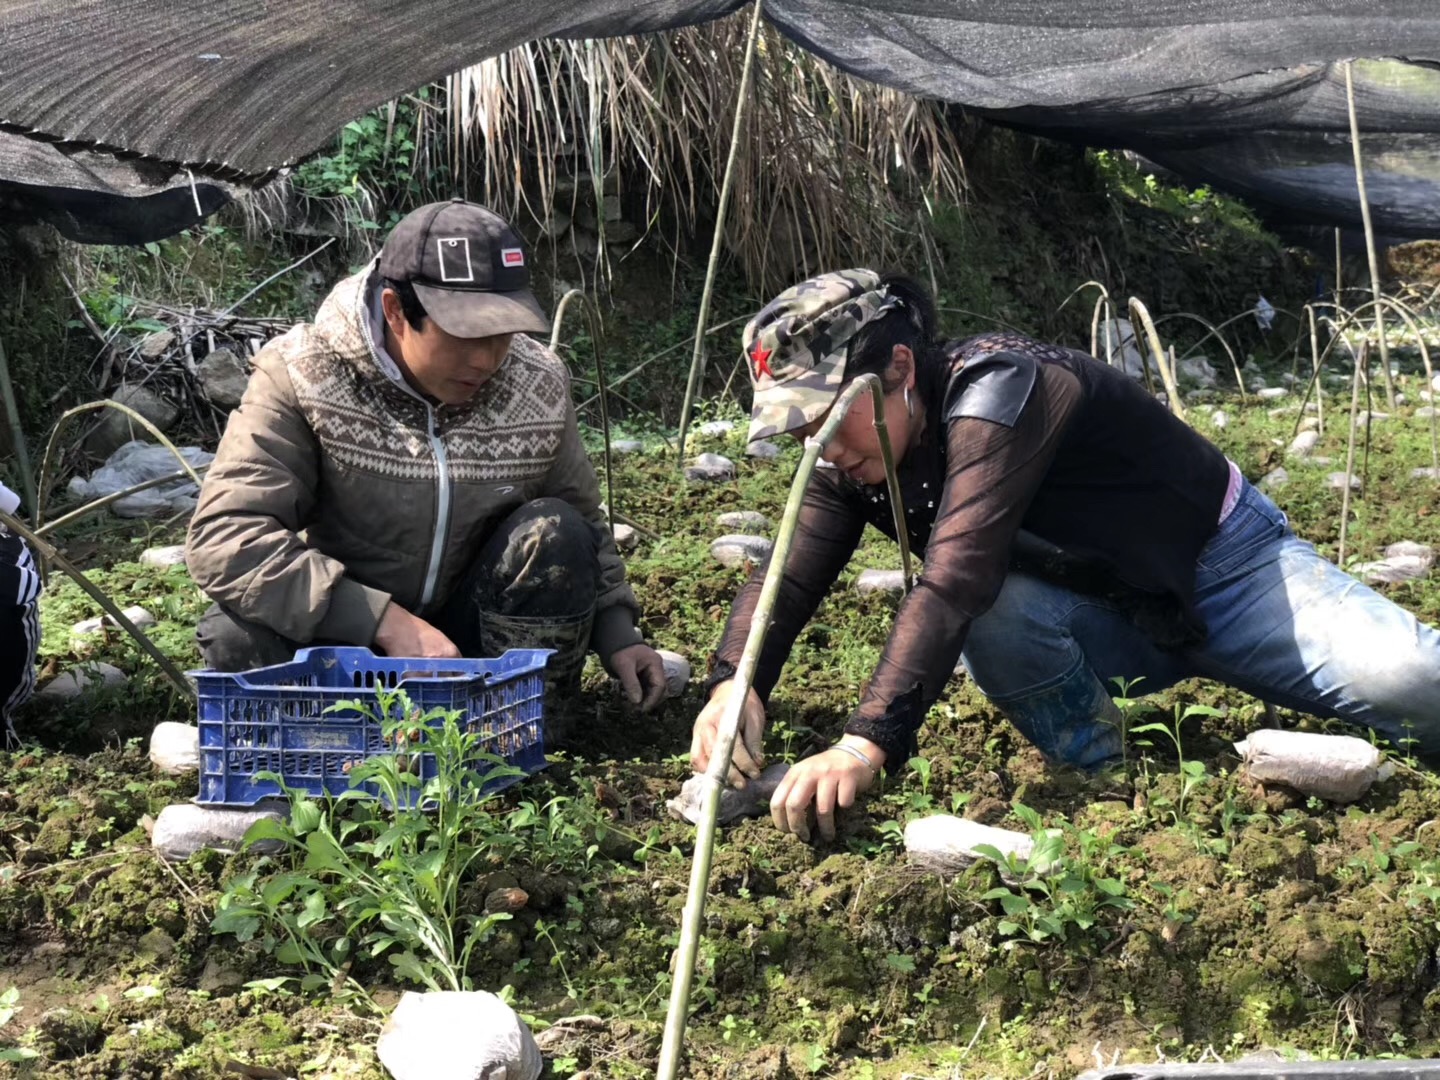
[0,332,36,515]
[1128,298,1185,420]
[1337,341,1366,566]
[0,509,195,699]
[675,0,765,463]
[550,288,617,541]
[656,374,909,1079]
[1343,61,1397,410]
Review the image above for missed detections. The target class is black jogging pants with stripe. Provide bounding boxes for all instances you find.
[0,532,41,740]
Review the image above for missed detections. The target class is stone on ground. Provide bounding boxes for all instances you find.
[1257,387,1288,401]
[34,663,128,701]
[1412,467,1440,480]
[197,347,251,409]
[746,440,782,460]
[655,650,691,698]
[377,990,542,1080]
[149,722,200,776]
[1178,356,1217,389]
[1210,411,1228,429]
[1418,407,1437,420]
[151,802,287,862]
[610,439,643,455]
[1259,467,1289,490]
[1327,472,1361,490]
[717,510,772,533]
[685,453,736,484]
[138,330,175,359]
[1353,541,1435,585]
[84,384,182,457]
[711,534,773,569]
[140,544,187,567]
[611,523,638,552]
[697,420,735,437]
[855,569,906,598]
[1287,430,1320,457]
[667,764,792,826]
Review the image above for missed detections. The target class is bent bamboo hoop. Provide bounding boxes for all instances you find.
[656,373,910,1080]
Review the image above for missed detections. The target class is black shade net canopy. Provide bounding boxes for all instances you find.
[2,0,1439,244]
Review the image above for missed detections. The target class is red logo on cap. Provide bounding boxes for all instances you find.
[750,342,774,380]
[501,248,525,267]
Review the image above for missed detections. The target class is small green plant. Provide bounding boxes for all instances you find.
[1131,703,1223,821]
[975,805,1134,949]
[213,688,536,999]
[0,987,37,1063]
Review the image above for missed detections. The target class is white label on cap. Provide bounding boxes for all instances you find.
[501,247,525,268]
[437,237,475,282]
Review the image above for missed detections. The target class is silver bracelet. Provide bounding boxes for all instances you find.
[832,742,877,774]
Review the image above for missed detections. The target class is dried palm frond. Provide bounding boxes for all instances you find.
[302,11,966,293]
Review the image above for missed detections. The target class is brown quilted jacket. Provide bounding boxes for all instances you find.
[185,264,641,662]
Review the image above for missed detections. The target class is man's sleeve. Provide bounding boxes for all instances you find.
[709,467,865,703]
[185,349,391,645]
[843,363,1084,766]
[538,387,643,668]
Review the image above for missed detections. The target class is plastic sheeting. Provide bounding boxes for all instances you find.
[2,0,1439,242]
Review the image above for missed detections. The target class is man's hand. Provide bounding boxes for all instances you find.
[373,603,461,658]
[690,679,766,787]
[610,643,668,712]
[770,736,885,842]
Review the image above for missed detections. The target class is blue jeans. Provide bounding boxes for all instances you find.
[961,481,1440,768]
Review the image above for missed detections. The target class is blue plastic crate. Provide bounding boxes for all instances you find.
[190,646,552,807]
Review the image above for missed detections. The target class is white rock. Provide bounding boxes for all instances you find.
[710,534,773,569]
[1237,730,1380,804]
[1308,455,1334,466]
[377,990,542,1080]
[1356,555,1433,585]
[655,650,691,698]
[1417,407,1437,420]
[697,420,734,437]
[34,663,128,701]
[140,544,187,568]
[1299,417,1320,433]
[685,453,736,484]
[1327,472,1362,490]
[72,605,155,639]
[1259,468,1289,490]
[716,511,772,533]
[1210,411,1228,429]
[746,440,782,460]
[1097,318,1149,380]
[1268,405,1298,418]
[1178,356,1217,389]
[611,524,638,552]
[197,347,251,410]
[1386,541,1435,561]
[138,330,176,359]
[904,815,1042,879]
[1287,430,1321,457]
[1257,387,1288,401]
[1356,411,1391,424]
[667,763,791,826]
[1412,468,1440,480]
[855,569,906,598]
[1433,373,1440,393]
[610,439,644,455]
[149,722,200,776]
[151,802,286,861]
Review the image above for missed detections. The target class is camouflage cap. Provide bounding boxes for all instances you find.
[743,269,899,444]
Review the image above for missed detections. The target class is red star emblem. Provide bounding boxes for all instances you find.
[750,342,774,380]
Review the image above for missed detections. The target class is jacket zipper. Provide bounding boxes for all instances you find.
[421,404,451,610]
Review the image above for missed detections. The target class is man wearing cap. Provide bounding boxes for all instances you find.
[186,200,667,722]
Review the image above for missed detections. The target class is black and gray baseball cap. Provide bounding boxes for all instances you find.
[378,199,549,338]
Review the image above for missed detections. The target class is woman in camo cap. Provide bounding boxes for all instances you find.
[691,268,1440,842]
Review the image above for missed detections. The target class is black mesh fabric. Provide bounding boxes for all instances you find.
[1,1,1438,243]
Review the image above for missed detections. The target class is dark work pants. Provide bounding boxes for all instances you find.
[196,499,600,735]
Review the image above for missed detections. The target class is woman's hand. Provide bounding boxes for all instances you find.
[770,736,885,842]
[690,679,766,787]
